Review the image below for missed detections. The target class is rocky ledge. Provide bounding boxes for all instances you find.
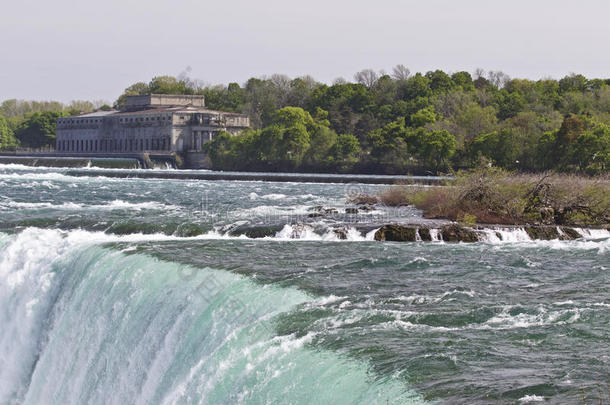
[374,224,585,242]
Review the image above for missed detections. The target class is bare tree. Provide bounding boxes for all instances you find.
[391,64,411,81]
[354,69,379,88]
[333,77,348,85]
[92,99,110,109]
[299,75,318,90]
[487,70,510,88]
[474,68,486,80]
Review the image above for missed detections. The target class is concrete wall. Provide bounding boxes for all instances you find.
[125,94,205,110]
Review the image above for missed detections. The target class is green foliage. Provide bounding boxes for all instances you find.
[472,128,521,169]
[573,124,610,172]
[5,68,610,173]
[399,167,609,226]
[410,106,437,127]
[416,129,456,170]
[0,115,18,150]
[14,111,67,148]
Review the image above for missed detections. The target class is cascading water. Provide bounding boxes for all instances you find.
[0,229,422,405]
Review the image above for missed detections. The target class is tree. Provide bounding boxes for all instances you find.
[487,70,510,88]
[454,103,498,143]
[559,74,588,93]
[416,129,456,171]
[0,115,18,150]
[398,73,431,100]
[330,134,361,171]
[495,91,526,120]
[14,111,67,148]
[391,65,411,81]
[115,82,149,108]
[573,124,610,172]
[553,115,585,167]
[354,69,379,89]
[471,129,521,169]
[451,72,475,91]
[256,107,318,168]
[148,76,191,95]
[366,118,409,170]
[426,70,455,93]
[410,106,437,127]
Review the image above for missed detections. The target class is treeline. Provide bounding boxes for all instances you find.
[120,70,609,173]
[0,99,111,150]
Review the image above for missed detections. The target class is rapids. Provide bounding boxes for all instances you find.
[0,164,608,404]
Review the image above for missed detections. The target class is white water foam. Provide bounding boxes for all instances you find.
[478,227,532,243]
[519,394,545,402]
[0,199,177,211]
[0,227,425,405]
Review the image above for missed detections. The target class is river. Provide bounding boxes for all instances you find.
[0,164,608,404]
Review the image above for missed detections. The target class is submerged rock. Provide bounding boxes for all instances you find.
[374,225,418,242]
[308,206,339,217]
[345,207,359,214]
[440,224,479,243]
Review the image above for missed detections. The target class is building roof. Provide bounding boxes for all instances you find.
[72,110,119,117]
[60,105,248,120]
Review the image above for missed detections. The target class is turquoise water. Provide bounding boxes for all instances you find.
[0,164,608,404]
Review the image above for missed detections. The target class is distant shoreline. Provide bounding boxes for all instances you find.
[63,168,448,185]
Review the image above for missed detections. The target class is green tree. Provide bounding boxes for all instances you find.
[115,82,150,109]
[330,134,361,171]
[573,124,610,172]
[14,111,67,148]
[471,128,521,168]
[416,129,456,171]
[426,70,455,93]
[410,106,437,127]
[366,118,409,170]
[454,103,498,143]
[0,115,18,150]
[148,76,191,95]
[553,115,585,168]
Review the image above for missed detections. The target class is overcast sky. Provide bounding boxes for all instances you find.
[1,0,609,103]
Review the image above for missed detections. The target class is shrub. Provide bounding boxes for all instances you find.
[353,167,610,225]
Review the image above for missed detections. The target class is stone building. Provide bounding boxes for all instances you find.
[55,94,249,157]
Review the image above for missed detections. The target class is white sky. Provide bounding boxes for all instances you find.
[1,0,609,103]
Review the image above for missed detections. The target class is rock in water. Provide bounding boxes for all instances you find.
[524,226,561,240]
[523,226,581,240]
[333,228,348,240]
[440,224,479,242]
[560,227,581,240]
[229,224,285,238]
[374,225,418,242]
[418,227,432,241]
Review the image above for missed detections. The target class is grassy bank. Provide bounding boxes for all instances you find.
[359,168,610,226]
